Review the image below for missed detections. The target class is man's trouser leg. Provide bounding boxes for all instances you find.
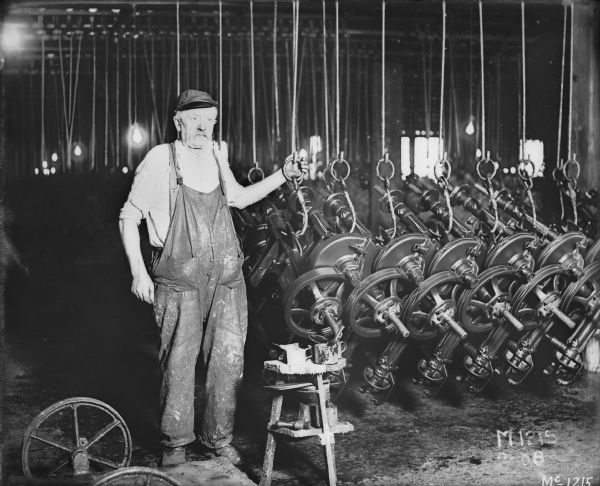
[198,281,248,449]
[154,286,204,448]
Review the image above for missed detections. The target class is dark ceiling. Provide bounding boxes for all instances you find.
[1,0,576,72]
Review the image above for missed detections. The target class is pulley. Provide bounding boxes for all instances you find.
[21,397,132,481]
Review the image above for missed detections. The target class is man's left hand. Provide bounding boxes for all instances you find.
[213,141,229,166]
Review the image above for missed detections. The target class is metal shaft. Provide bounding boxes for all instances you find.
[501,308,525,332]
[384,311,410,338]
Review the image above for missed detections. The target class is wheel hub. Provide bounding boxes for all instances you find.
[490,296,512,320]
[537,292,562,318]
[311,297,342,326]
[374,297,402,324]
[72,441,90,475]
[430,302,456,330]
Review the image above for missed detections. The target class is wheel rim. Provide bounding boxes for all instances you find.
[93,467,183,486]
[584,239,600,266]
[21,397,132,481]
[344,268,415,338]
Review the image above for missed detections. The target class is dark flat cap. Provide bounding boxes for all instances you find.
[175,89,218,111]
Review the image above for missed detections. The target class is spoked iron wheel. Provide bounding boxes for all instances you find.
[93,467,182,486]
[560,262,600,316]
[400,271,463,340]
[282,267,348,342]
[510,264,572,330]
[344,268,415,338]
[21,397,132,481]
[457,265,525,334]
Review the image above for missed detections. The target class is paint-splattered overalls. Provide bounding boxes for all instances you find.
[151,143,248,450]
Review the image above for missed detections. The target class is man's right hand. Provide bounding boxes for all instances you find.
[131,271,155,304]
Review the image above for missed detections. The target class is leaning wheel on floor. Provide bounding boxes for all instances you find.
[21,397,132,481]
[93,467,182,486]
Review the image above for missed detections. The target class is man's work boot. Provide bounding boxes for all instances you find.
[160,446,186,467]
[212,444,243,466]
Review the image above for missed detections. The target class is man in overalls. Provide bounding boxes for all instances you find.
[119,90,306,467]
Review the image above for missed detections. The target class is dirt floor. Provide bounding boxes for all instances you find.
[2,228,600,486]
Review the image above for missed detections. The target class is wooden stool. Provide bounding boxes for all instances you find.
[259,359,353,486]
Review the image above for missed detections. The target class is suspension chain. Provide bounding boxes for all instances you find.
[476,152,500,238]
[563,155,580,226]
[377,153,398,239]
[433,153,454,234]
[518,157,537,231]
[283,152,309,237]
[331,152,357,233]
[247,0,264,185]
[553,159,566,222]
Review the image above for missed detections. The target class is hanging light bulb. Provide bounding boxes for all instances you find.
[42,160,48,169]
[121,166,129,174]
[465,116,475,136]
[1,22,25,52]
[34,168,39,175]
[74,144,82,157]
[130,123,145,146]
[309,135,322,163]
[51,152,58,162]
[50,167,56,175]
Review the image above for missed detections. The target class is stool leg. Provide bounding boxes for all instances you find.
[316,374,337,486]
[260,394,283,486]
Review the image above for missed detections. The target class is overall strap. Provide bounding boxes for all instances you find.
[168,142,183,219]
[214,148,228,201]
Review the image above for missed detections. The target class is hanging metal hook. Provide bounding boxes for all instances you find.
[563,154,580,226]
[518,157,537,231]
[476,152,500,237]
[433,153,454,234]
[331,152,357,232]
[377,153,398,239]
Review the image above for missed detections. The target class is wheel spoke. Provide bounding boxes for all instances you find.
[144,473,152,486]
[470,300,489,312]
[477,286,493,300]
[389,279,397,296]
[31,434,73,454]
[72,404,80,447]
[361,292,379,308]
[320,280,338,296]
[573,295,589,306]
[309,283,324,300]
[411,311,428,322]
[576,283,594,299]
[491,280,503,296]
[291,308,311,320]
[85,420,119,449]
[87,453,122,469]
[355,316,374,330]
[430,289,444,306]
[49,457,71,476]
